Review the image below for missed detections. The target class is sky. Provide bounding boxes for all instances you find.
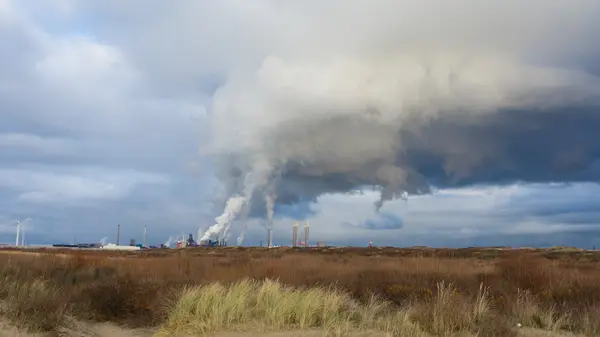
[1,0,599,248]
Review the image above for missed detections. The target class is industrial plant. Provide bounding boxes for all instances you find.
[10,217,321,250]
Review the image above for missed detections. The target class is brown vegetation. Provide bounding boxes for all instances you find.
[0,246,599,336]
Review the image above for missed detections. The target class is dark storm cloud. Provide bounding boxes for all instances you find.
[399,106,600,187]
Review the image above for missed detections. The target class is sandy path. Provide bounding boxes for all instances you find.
[0,318,155,337]
[0,319,583,337]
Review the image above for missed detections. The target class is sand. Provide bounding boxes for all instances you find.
[0,318,155,337]
[0,318,584,337]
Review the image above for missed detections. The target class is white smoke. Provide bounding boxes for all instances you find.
[236,222,249,246]
[198,1,600,235]
[208,55,600,216]
[164,236,176,247]
[265,191,276,228]
[201,195,248,241]
[99,237,108,246]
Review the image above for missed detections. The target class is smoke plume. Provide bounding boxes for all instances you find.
[201,195,247,241]
[265,191,276,228]
[164,236,176,248]
[200,1,600,235]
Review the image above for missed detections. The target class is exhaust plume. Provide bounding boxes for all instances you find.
[236,222,248,246]
[201,195,247,241]
[199,1,600,229]
[265,191,276,228]
[164,236,176,248]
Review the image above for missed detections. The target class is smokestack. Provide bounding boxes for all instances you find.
[143,224,147,247]
[292,222,298,247]
[117,224,121,246]
[15,218,20,247]
[304,222,310,248]
[267,228,273,248]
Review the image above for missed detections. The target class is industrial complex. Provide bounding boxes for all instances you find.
[9,221,321,251]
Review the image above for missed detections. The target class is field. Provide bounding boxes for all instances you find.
[0,246,600,336]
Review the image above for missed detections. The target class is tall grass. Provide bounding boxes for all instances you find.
[0,278,68,332]
[156,278,429,336]
[0,247,600,336]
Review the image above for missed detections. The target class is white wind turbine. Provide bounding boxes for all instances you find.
[14,217,20,247]
[21,221,25,246]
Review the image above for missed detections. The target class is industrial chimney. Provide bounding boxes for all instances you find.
[304,222,310,248]
[143,224,147,247]
[267,228,273,248]
[292,222,298,247]
[117,224,121,246]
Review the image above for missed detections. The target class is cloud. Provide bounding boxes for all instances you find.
[0,133,85,155]
[343,212,404,231]
[182,1,600,238]
[2,1,600,247]
[265,183,600,247]
[0,166,168,204]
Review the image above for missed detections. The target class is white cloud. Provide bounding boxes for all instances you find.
[34,36,137,96]
[258,183,600,246]
[0,167,168,204]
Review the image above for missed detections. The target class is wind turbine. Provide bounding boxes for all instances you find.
[21,222,25,247]
[14,217,20,247]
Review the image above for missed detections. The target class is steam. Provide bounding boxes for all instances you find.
[236,222,248,246]
[265,191,276,228]
[199,1,600,237]
[201,195,247,241]
[207,55,600,217]
[164,236,176,248]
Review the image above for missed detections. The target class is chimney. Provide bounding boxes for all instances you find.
[267,228,273,248]
[117,224,121,246]
[304,222,310,248]
[143,224,147,247]
[292,222,298,247]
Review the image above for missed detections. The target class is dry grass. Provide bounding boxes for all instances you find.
[0,247,599,336]
[156,278,427,336]
[0,278,69,332]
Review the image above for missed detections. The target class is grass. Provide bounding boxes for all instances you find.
[156,279,403,336]
[156,278,433,336]
[0,278,69,331]
[0,247,599,336]
[157,278,499,336]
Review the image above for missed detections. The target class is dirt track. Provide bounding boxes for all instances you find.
[0,318,155,337]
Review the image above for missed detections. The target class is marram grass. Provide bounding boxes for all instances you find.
[155,278,428,336]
